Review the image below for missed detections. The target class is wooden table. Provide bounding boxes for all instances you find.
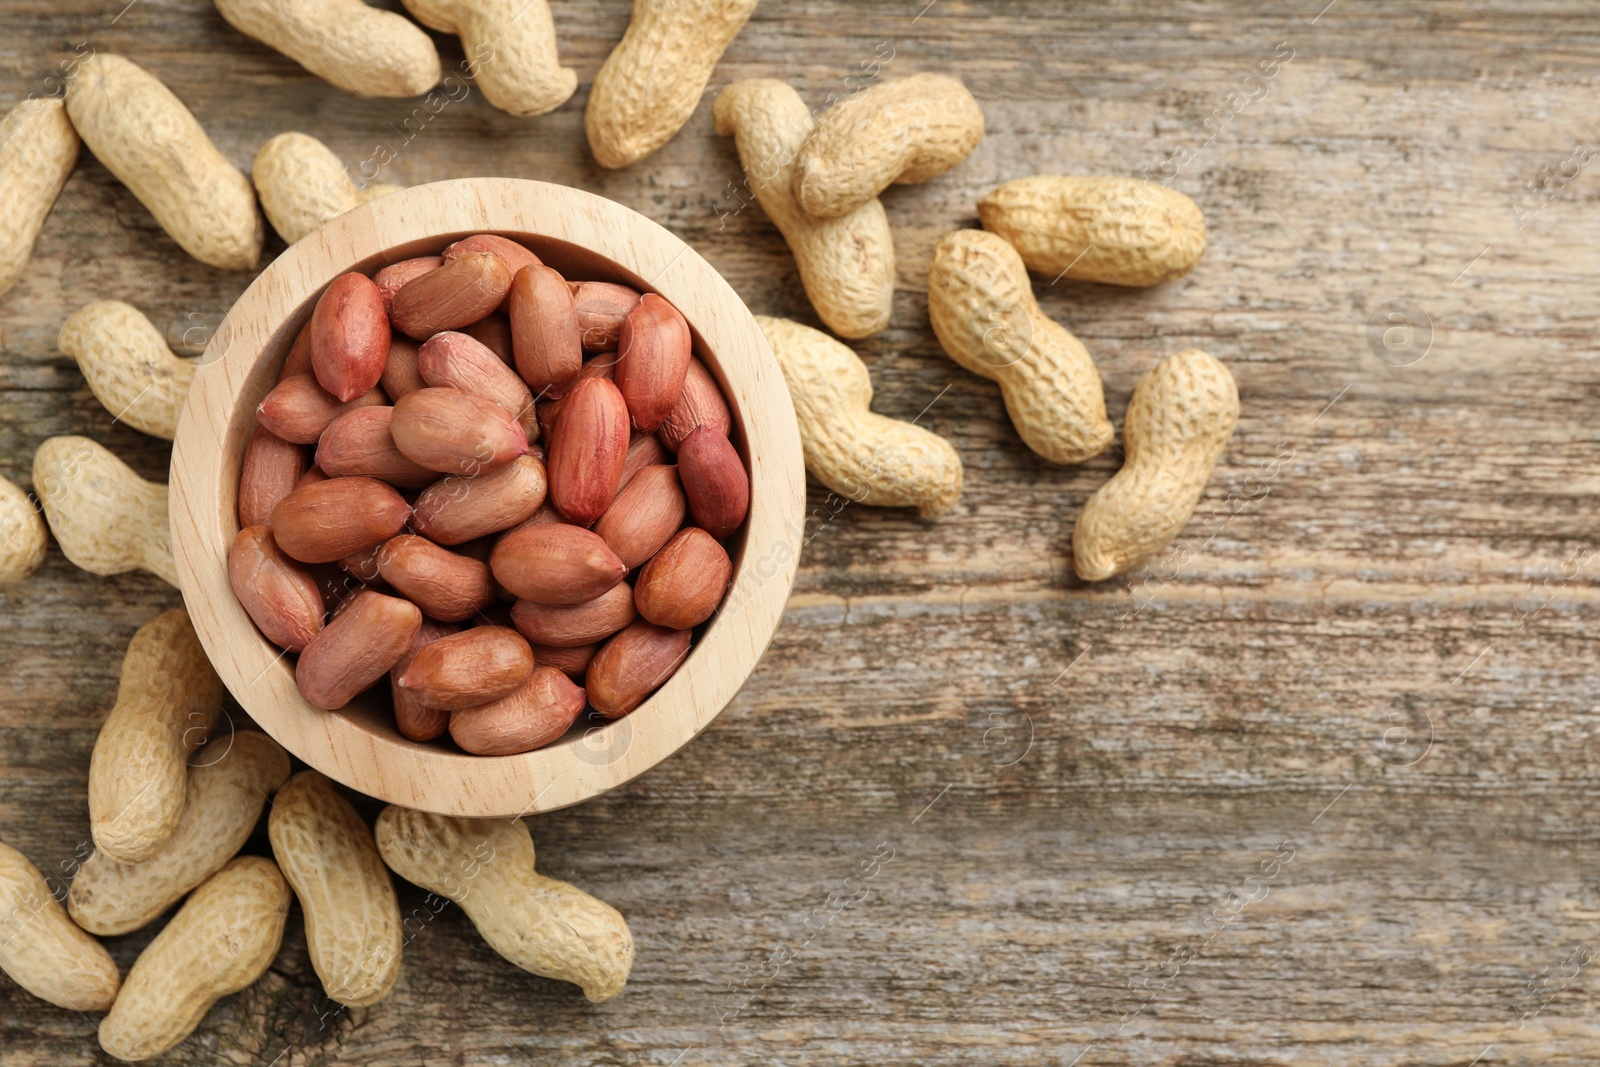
[4,1,1598,1063]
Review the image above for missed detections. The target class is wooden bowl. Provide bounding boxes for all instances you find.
[170,178,804,818]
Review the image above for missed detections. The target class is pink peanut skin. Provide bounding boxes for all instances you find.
[391,618,459,742]
[509,264,583,393]
[373,257,442,314]
[390,388,529,476]
[239,426,308,528]
[229,525,324,651]
[310,272,390,402]
[418,331,539,439]
[570,281,640,353]
[296,591,421,710]
[316,406,439,488]
[546,376,630,525]
[615,294,691,432]
[677,426,750,539]
[448,667,586,756]
[659,358,732,451]
[257,374,386,445]
[444,234,541,313]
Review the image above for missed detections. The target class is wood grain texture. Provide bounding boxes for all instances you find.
[4,1,1600,1064]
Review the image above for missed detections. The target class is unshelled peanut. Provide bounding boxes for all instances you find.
[0,840,120,1011]
[215,0,442,98]
[252,132,403,244]
[0,475,46,586]
[401,0,576,116]
[269,771,403,1007]
[66,54,262,270]
[927,229,1112,465]
[87,609,223,863]
[33,436,178,585]
[714,79,895,339]
[58,301,196,440]
[757,316,961,516]
[1072,349,1238,581]
[977,175,1206,287]
[586,0,761,169]
[98,857,290,1062]
[70,731,290,936]
[375,809,633,1001]
[794,73,983,219]
[0,98,79,299]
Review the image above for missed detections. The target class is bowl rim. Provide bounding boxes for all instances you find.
[170,177,804,818]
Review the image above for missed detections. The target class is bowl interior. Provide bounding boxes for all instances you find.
[172,178,804,818]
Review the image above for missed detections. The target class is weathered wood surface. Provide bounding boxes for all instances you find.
[4,1,1600,1064]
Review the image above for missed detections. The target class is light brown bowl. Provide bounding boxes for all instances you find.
[170,178,804,817]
